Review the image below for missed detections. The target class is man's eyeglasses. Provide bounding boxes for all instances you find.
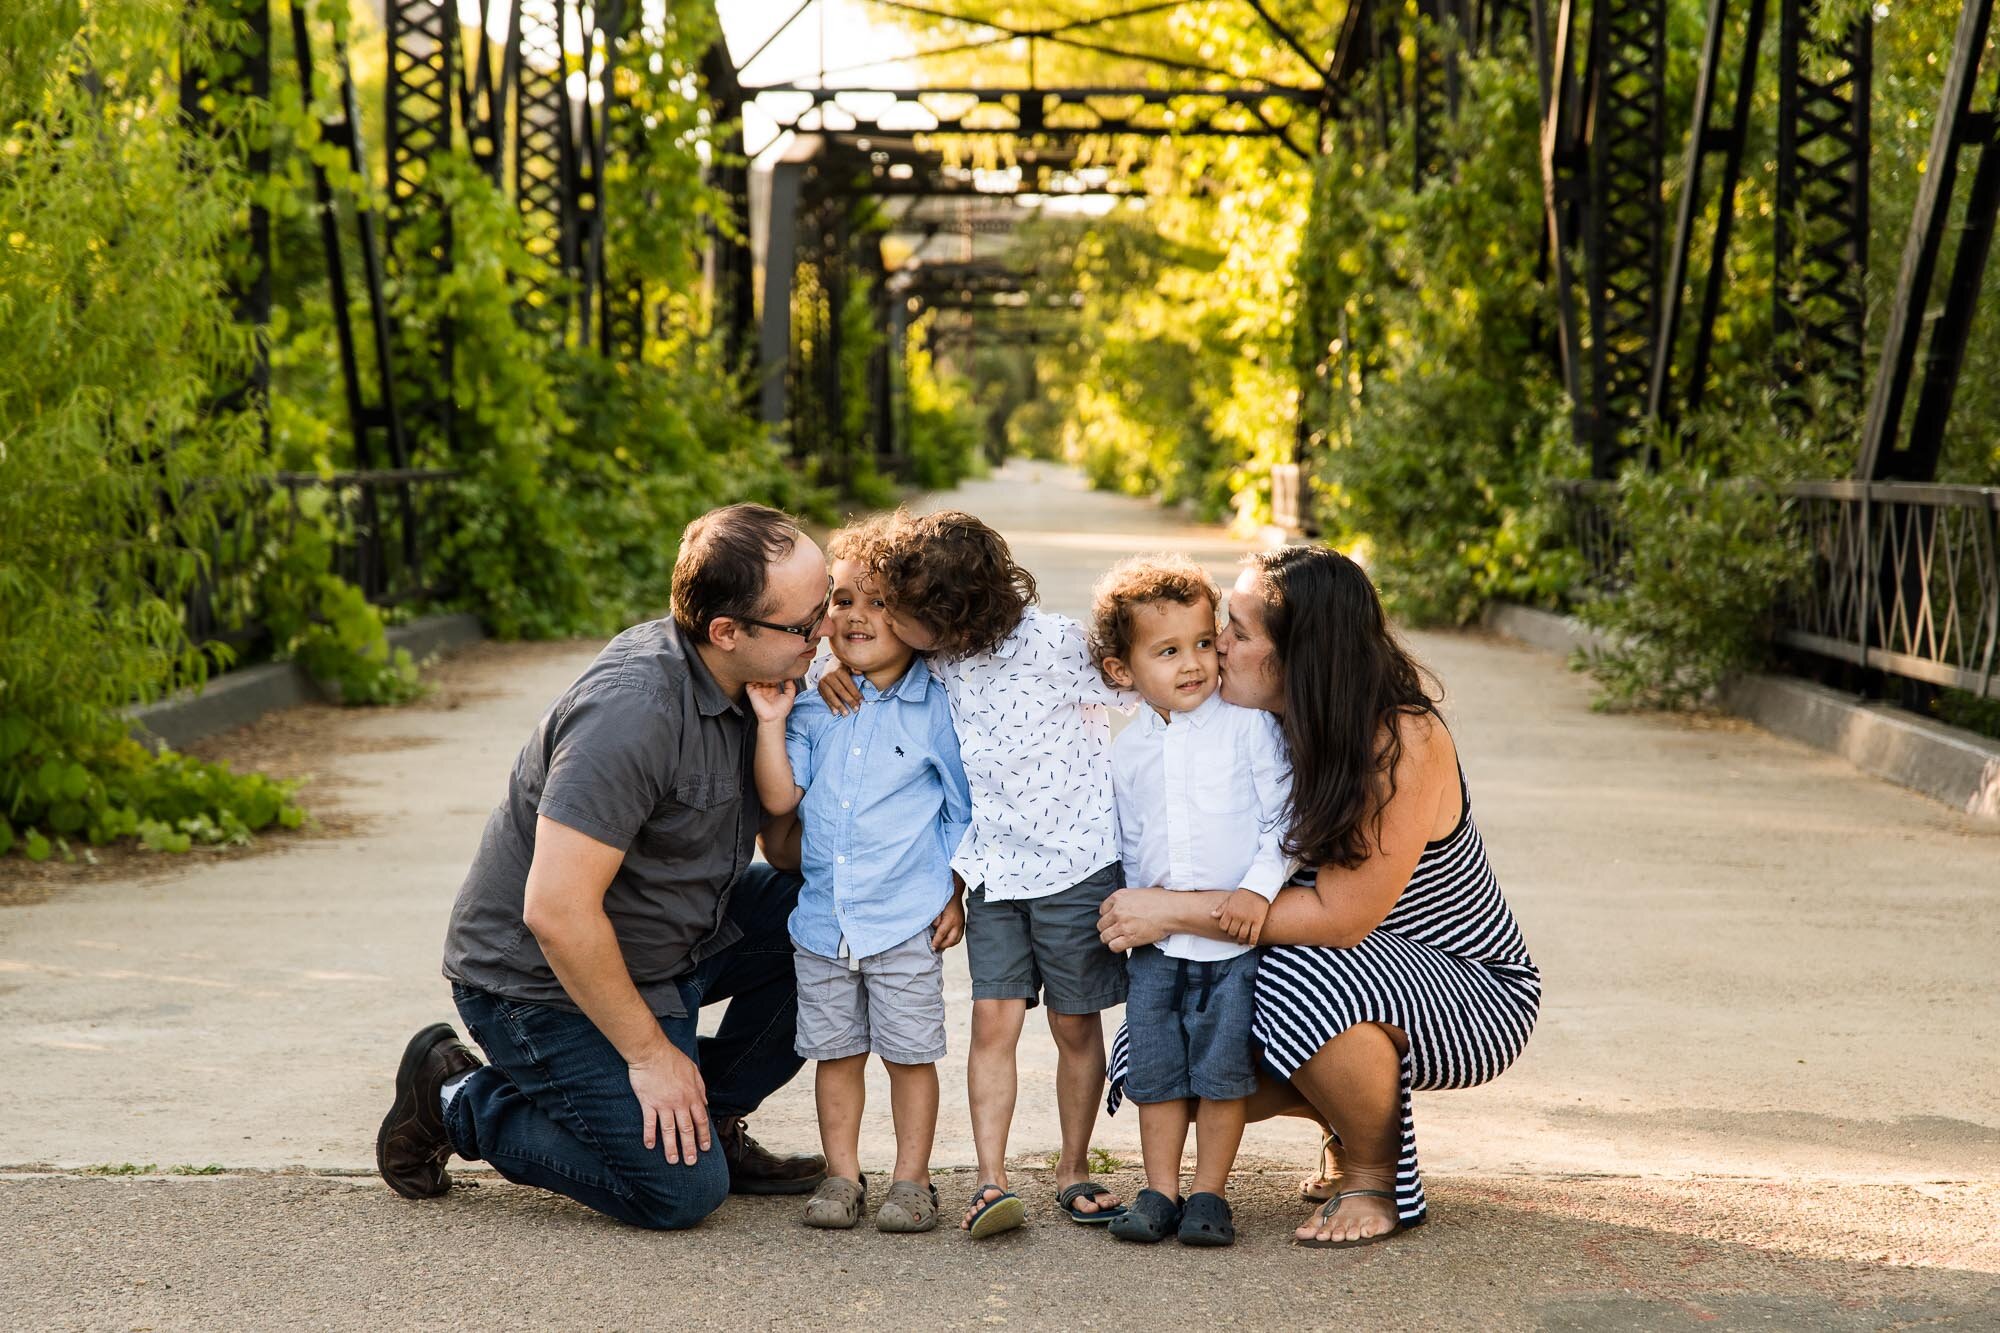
[738,582,833,639]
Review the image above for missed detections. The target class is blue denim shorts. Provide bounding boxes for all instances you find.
[1120,946,1260,1103]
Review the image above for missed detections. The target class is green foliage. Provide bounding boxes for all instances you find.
[1297,41,1577,623]
[901,315,985,489]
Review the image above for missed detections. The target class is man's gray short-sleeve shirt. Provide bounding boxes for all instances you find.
[442,620,757,1018]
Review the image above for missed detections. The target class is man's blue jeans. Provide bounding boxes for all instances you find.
[444,864,806,1229]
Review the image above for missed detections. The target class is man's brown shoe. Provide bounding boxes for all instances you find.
[377,1022,482,1200]
[714,1114,826,1196]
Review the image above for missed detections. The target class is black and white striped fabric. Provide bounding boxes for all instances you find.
[1106,768,1540,1228]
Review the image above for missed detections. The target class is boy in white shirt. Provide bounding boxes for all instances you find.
[1089,554,1291,1248]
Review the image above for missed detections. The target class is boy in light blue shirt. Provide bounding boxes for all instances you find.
[749,517,971,1235]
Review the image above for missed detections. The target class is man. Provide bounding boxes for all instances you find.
[376,503,833,1228]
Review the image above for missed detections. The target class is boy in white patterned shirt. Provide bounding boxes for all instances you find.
[1089,554,1291,1248]
[820,509,1135,1238]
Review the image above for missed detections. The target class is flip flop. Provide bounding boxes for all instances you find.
[1055,1180,1127,1224]
[1292,1189,1411,1249]
[964,1182,1027,1239]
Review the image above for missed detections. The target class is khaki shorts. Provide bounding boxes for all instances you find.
[793,929,947,1065]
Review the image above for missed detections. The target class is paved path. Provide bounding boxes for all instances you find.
[3,460,1997,1328]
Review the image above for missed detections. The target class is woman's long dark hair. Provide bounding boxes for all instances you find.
[1254,546,1441,870]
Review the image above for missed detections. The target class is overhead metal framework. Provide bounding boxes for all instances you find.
[722,0,1341,473]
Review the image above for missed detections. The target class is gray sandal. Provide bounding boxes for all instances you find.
[802,1173,867,1229]
[876,1179,940,1233]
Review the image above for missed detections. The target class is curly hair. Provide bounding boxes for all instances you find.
[869,509,1036,658]
[825,513,895,568]
[1087,554,1219,679]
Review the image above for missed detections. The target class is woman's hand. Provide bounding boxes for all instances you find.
[1097,887,1179,952]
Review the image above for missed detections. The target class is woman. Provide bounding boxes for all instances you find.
[1099,545,1540,1246]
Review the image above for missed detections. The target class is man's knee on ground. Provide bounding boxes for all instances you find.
[623,1152,730,1231]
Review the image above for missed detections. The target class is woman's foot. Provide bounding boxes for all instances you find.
[1300,1128,1342,1203]
[1294,1181,1400,1246]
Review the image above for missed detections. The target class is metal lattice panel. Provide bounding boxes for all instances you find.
[1411,0,1456,184]
[1583,0,1668,474]
[515,0,571,312]
[1775,0,1870,391]
[385,0,454,233]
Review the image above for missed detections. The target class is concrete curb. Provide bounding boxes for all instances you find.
[1481,602,2000,824]
[129,613,486,752]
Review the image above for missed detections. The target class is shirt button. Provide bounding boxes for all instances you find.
[852,747,861,755]
[841,800,851,809]
[836,855,846,864]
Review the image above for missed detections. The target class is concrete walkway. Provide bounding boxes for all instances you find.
[3,460,1998,1328]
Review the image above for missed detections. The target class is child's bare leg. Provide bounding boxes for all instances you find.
[1191,1096,1247,1197]
[883,1059,938,1185]
[1135,1099,1191,1200]
[815,1055,868,1182]
[1045,1009,1120,1213]
[964,998,1026,1224]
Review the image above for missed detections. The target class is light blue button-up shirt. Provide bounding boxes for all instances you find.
[785,661,972,960]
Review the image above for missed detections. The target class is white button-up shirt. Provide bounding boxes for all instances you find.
[933,607,1134,902]
[1112,690,1293,961]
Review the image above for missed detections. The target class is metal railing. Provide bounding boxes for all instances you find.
[1553,478,2000,700]
[184,468,461,654]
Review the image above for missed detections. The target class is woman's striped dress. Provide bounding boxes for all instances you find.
[1107,768,1540,1229]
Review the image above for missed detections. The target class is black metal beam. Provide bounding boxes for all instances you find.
[1775,0,1870,395]
[1648,0,1766,424]
[1858,0,1998,481]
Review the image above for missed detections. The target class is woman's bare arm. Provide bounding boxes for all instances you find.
[1257,714,1453,948]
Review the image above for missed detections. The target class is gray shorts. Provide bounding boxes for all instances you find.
[964,862,1128,1014]
[793,929,947,1065]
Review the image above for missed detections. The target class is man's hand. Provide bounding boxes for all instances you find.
[628,1043,711,1165]
[818,671,863,717]
[746,679,798,726]
[930,893,966,951]
[1214,888,1271,947]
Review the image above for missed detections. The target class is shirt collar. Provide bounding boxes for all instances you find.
[1143,686,1225,732]
[673,620,740,718]
[855,659,930,704]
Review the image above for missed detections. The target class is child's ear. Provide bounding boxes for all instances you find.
[1101,656,1134,689]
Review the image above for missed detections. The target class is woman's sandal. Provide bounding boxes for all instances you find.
[1293,1188,1407,1249]
[1301,1129,1341,1203]
[1176,1191,1235,1247]
[964,1183,1027,1239]
[876,1179,940,1233]
[1107,1188,1182,1244]
[802,1174,867,1230]
[1055,1181,1127,1225]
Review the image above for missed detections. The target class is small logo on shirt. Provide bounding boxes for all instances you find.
[894,746,905,757]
